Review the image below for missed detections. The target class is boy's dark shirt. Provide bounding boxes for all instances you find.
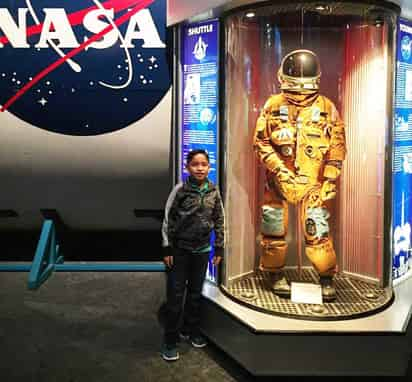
[162,176,225,257]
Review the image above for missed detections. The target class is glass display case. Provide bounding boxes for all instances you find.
[217,2,397,319]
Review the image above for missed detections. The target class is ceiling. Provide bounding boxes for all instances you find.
[167,0,412,26]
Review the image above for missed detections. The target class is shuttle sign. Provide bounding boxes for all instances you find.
[0,0,170,135]
[180,19,219,184]
[393,18,412,279]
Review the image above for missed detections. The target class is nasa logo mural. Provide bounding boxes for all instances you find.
[0,0,170,135]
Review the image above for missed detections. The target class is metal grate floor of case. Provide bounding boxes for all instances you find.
[223,268,394,320]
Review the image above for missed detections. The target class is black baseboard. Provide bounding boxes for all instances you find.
[0,230,162,262]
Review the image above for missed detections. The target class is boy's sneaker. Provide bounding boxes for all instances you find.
[190,335,207,348]
[161,343,179,361]
[179,330,190,341]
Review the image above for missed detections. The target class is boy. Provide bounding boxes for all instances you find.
[161,149,225,361]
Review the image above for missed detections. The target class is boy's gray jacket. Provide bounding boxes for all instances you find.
[162,179,225,254]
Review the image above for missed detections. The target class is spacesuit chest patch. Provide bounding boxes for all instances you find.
[280,105,289,122]
[312,107,321,123]
[261,206,284,236]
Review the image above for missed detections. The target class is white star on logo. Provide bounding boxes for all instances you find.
[149,56,157,64]
[38,98,47,106]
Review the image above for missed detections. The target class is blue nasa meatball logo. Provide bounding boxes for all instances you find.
[0,0,170,135]
[401,35,412,61]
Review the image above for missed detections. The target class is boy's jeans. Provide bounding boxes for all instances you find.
[164,249,209,345]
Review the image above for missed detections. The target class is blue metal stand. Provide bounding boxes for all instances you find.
[28,219,63,290]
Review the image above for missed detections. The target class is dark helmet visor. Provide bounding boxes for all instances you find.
[282,52,320,78]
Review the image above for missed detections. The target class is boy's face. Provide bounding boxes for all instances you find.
[186,154,210,182]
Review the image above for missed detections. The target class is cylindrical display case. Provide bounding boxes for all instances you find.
[218,1,398,319]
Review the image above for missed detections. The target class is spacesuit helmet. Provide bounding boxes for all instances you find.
[278,49,321,92]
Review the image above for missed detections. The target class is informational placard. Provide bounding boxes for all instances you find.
[180,19,219,184]
[291,282,322,305]
[180,20,220,282]
[392,19,412,280]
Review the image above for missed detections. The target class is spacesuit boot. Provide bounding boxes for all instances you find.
[320,275,336,301]
[260,238,290,297]
[305,241,337,301]
[271,270,291,297]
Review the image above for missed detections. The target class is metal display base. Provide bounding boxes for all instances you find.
[224,268,393,320]
[200,274,412,376]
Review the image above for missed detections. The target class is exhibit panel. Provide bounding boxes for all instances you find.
[392,18,412,283]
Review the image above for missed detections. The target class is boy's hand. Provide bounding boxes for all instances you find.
[212,256,222,266]
[163,256,173,268]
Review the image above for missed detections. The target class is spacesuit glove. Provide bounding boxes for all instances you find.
[320,180,337,201]
[323,162,342,180]
[275,167,295,184]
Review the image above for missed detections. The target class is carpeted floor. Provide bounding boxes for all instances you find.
[0,270,262,382]
[1,269,410,380]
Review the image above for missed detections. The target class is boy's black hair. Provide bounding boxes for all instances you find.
[186,149,209,164]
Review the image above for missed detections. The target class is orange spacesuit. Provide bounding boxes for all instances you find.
[253,50,346,300]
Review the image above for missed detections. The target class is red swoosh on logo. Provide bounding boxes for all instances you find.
[1,0,155,112]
